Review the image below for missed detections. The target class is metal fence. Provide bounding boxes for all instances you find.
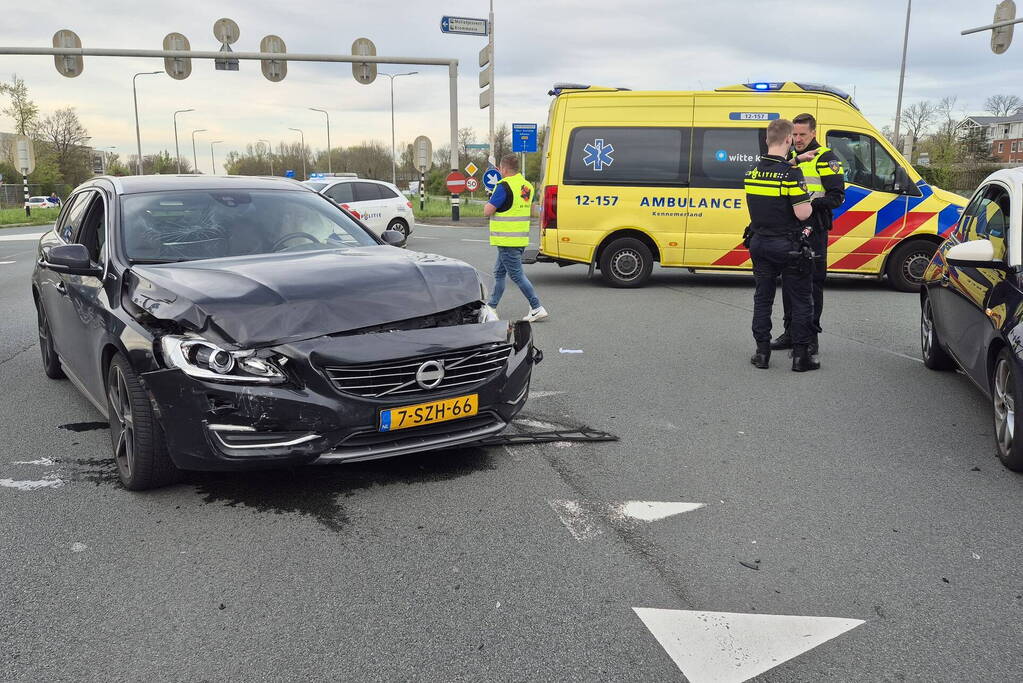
[0,183,72,208]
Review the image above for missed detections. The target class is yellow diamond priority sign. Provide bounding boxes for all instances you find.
[464,162,479,177]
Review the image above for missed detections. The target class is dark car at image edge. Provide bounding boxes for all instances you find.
[32,175,540,490]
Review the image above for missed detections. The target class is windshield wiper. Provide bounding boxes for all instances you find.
[130,257,194,264]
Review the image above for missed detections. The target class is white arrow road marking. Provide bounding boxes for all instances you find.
[633,608,865,683]
[0,476,64,491]
[549,500,704,542]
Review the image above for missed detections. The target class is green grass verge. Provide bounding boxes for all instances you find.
[411,196,485,219]
[0,207,60,227]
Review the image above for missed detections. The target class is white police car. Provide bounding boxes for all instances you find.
[302,175,415,246]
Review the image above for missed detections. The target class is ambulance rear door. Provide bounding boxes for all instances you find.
[684,93,817,268]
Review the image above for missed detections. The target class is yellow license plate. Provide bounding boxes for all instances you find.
[379,394,479,432]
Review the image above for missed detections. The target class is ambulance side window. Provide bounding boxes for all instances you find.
[827,131,902,193]
[563,127,690,186]
[690,128,767,190]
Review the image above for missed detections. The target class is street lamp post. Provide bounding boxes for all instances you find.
[289,127,306,179]
[98,145,116,173]
[191,128,207,174]
[132,70,164,175]
[893,0,912,150]
[309,108,331,174]
[381,72,417,185]
[259,139,274,175]
[173,108,195,173]
[210,141,224,175]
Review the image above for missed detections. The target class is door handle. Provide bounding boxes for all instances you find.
[55,281,68,296]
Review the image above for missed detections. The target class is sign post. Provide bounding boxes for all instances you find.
[446,171,466,221]
[12,136,36,217]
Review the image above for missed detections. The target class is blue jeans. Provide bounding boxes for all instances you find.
[488,246,541,309]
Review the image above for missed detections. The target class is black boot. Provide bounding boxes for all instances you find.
[808,337,819,360]
[770,331,792,350]
[792,344,821,372]
[750,342,771,369]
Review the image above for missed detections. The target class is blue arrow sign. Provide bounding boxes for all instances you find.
[440,16,489,36]
[483,168,502,193]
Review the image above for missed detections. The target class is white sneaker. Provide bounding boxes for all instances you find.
[523,306,548,322]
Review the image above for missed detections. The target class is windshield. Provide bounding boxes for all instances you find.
[120,189,377,263]
[303,182,328,192]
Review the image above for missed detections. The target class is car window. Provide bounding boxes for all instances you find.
[691,128,766,189]
[120,190,377,263]
[75,194,106,264]
[58,191,94,242]
[958,191,987,241]
[325,183,355,204]
[377,184,400,199]
[564,126,691,186]
[353,182,383,201]
[827,131,902,193]
[972,185,1011,261]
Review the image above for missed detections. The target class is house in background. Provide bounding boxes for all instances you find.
[965,112,1023,162]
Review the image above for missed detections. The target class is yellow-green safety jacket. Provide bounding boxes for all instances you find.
[489,173,533,247]
[789,141,845,231]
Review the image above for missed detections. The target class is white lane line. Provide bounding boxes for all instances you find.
[0,231,47,242]
[549,499,704,542]
[633,608,865,683]
[411,236,440,240]
[461,238,489,243]
[12,458,55,466]
[0,476,64,491]
[0,261,15,265]
[529,390,565,399]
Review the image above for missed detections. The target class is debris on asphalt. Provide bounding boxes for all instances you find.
[218,603,226,610]
[971,466,981,471]
[558,348,584,354]
[740,560,761,571]
[942,577,950,584]
[58,422,108,432]
[479,429,618,446]
[972,553,981,560]
[70,542,87,553]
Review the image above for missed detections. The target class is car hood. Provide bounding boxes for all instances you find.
[127,247,484,348]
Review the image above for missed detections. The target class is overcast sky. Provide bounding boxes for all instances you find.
[0,1,1018,173]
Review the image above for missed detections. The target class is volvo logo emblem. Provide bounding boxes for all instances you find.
[415,360,445,390]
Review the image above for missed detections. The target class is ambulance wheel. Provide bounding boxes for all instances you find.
[887,239,937,292]
[599,238,653,288]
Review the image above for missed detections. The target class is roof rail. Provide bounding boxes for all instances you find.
[548,83,632,96]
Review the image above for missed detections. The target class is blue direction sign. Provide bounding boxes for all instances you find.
[482,168,503,193]
[512,123,538,153]
[440,16,489,36]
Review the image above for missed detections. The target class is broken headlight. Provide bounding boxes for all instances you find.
[160,335,286,384]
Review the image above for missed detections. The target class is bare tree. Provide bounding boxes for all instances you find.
[902,101,936,139]
[36,107,91,185]
[0,74,39,135]
[984,94,1023,117]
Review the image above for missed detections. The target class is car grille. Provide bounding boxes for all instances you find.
[323,344,513,399]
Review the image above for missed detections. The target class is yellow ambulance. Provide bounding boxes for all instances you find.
[534,82,966,291]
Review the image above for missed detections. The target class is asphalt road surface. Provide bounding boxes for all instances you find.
[2,222,1022,682]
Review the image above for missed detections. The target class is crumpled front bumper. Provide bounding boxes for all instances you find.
[141,321,538,471]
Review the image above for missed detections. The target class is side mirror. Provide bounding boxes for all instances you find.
[895,166,921,196]
[946,239,1005,270]
[44,243,102,276]
[381,229,405,246]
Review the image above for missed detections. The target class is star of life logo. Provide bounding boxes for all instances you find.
[583,139,614,171]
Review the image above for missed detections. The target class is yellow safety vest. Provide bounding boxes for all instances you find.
[792,145,841,195]
[489,173,533,247]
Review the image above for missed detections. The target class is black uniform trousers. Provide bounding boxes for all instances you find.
[750,234,813,346]
[782,228,827,335]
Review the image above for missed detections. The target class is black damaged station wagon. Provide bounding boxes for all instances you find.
[32,176,539,490]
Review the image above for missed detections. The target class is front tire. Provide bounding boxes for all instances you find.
[599,237,653,288]
[106,354,181,490]
[992,349,1023,472]
[37,302,65,379]
[886,239,937,292]
[921,294,954,370]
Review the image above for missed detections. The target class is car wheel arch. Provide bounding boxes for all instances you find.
[881,233,943,274]
[594,228,662,266]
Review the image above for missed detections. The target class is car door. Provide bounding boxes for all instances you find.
[351,182,386,233]
[939,182,1012,385]
[376,183,409,229]
[38,191,94,364]
[824,130,912,272]
[60,191,112,398]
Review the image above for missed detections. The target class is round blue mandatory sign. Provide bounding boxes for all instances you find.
[483,168,503,192]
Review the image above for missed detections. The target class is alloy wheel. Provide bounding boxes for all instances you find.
[993,357,1015,455]
[108,366,135,479]
[921,299,934,359]
[38,308,53,365]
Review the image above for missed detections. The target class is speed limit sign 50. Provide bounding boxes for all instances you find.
[465,177,479,192]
